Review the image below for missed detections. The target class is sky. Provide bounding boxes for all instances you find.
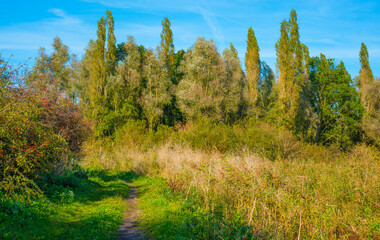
[0,0,379,78]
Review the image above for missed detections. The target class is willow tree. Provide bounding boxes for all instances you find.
[245,27,260,103]
[27,37,73,99]
[140,49,171,131]
[105,36,141,125]
[50,37,70,90]
[222,43,245,123]
[275,10,305,128]
[359,43,374,113]
[176,37,226,122]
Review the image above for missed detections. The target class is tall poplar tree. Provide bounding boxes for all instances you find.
[158,17,183,126]
[359,43,374,113]
[245,27,260,103]
[106,10,117,75]
[275,10,305,128]
[158,17,175,82]
[90,16,107,112]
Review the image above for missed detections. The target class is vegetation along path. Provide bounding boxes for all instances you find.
[118,181,145,240]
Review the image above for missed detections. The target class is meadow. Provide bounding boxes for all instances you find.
[82,119,380,239]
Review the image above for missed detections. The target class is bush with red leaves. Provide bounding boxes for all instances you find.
[0,88,90,200]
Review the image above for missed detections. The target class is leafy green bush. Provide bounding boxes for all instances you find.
[0,89,89,200]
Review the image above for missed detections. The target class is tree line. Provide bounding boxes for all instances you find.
[27,9,380,149]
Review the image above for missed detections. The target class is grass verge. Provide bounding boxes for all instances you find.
[0,169,131,240]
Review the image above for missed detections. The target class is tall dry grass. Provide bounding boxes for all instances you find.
[82,139,379,239]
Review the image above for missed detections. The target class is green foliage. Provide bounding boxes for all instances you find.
[93,99,138,137]
[2,10,379,239]
[0,93,65,199]
[176,118,303,160]
[309,54,364,148]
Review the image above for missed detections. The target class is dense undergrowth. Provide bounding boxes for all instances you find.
[82,119,380,239]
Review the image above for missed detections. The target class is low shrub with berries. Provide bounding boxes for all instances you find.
[0,89,89,200]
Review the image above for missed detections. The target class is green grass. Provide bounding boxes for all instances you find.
[133,176,255,240]
[0,170,132,240]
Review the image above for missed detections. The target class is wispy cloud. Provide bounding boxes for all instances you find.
[81,0,131,9]
[0,8,93,64]
[47,8,83,25]
[304,38,340,45]
[197,6,224,43]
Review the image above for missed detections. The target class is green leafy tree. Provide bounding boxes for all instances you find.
[309,54,364,148]
[245,27,260,103]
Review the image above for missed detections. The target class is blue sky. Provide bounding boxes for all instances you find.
[1,0,379,78]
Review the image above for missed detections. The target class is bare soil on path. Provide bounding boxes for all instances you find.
[117,181,145,240]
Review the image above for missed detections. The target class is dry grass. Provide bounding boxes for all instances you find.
[82,140,380,239]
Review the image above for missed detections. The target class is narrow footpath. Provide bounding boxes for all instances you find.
[117,182,145,240]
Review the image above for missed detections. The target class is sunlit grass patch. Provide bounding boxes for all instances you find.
[0,169,130,240]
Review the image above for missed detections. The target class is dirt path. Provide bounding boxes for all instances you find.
[117,181,145,240]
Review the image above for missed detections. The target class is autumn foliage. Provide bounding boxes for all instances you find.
[0,62,89,200]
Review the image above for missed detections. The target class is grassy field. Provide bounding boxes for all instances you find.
[0,169,131,240]
[2,120,379,239]
[81,121,380,239]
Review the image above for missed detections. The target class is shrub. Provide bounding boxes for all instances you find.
[0,88,89,200]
